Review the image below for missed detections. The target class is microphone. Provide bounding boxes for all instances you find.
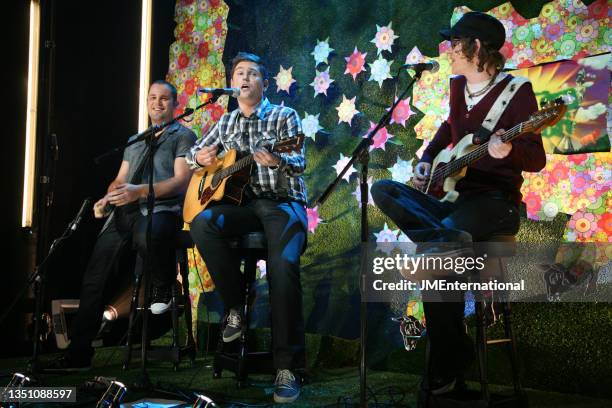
[71,198,92,231]
[198,87,241,98]
[400,60,440,73]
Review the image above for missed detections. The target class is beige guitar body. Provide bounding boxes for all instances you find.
[426,134,480,203]
[183,149,246,223]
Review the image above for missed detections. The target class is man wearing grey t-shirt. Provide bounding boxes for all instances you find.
[46,80,196,371]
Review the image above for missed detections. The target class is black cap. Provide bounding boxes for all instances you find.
[440,11,506,50]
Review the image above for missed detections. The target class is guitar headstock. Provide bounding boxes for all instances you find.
[525,98,567,133]
[271,134,305,154]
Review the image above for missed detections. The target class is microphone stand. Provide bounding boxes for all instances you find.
[97,95,219,389]
[313,68,424,407]
[0,198,92,374]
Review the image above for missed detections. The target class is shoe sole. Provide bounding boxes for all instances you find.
[150,300,173,315]
[431,378,456,396]
[222,331,242,343]
[274,391,300,403]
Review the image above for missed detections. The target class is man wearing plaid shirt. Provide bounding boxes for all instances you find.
[187,52,306,404]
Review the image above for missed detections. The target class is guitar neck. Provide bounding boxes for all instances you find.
[216,154,255,180]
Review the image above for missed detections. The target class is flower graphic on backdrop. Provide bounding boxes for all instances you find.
[336,95,360,125]
[569,210,599,241]
[307,206,323,234]
[389,96,416,127]
[352,176,375,207]
[388,156,415,184]
[344,47,368,80]
[273,65,296,94]
[311,38,334,66]
[374,223,400,255]
[405,46,425,65]
[302,112,323,141]
[371,22,399,55]
[333,153,357,182]
[364,122,394,151]
[310,67,334,97]
[368,56,393,88]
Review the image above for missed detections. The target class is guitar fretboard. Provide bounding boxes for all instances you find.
[211,154,255,186]
[430,121,525,184]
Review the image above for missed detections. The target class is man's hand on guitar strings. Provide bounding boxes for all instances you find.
[253,148,281,167]
[488,129,512,159]
[195,145,219,167]
[413,162,431,189]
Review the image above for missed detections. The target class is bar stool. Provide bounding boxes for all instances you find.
[212,231,273,388]
[123,230,197,371]
[418,234,527,408]
[473,234,527,407]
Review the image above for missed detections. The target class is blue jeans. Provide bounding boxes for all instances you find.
[189,198,307,370]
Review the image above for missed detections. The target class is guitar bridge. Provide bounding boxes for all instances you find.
[198,171,207,199]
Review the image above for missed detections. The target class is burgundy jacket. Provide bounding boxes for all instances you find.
[421,74,546,205]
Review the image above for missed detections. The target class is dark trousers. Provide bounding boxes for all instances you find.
[189,198,307,370]
[371,180,519,378]
[68,209,180,360]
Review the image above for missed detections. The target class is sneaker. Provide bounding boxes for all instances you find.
[273,369,300,403]
[423,375,456,396]
[150,285,172,315]
[222,308,243,343]
[43,355,91,373]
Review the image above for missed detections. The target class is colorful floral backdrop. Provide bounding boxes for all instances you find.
[166,0,230,331]
[162,0,611,335]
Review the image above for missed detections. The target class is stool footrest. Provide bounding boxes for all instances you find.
[214,351,273,375]
[123,344,195,364]
[486,338,512,345]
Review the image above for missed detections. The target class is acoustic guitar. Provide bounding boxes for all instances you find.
[183,135,305,223]
[423,99,566,202]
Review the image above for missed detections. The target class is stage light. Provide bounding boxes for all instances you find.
[4,372,31,389]
[192,394,218,408]
[1,373,31,406]
[96,380,127,408]
[137,0,153,132]
[22,0,41,228]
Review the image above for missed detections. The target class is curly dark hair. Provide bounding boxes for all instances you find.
[454,37,505,74]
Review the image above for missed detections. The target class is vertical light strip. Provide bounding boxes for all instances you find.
[22,0,41,228]
[138,0,153,131]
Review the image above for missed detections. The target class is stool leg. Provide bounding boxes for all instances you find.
[237,255,256,388]
[502,301,522,395]
[178,256,196,363]
[475,300,490,402]
[123,271,143,370]
[171,281,180,370]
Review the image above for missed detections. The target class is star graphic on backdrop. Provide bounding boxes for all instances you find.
[273,65,296,94]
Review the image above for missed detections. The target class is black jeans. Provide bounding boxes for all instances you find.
[371,180,520,378]
[68,209,180,360]
[189,198,307,370]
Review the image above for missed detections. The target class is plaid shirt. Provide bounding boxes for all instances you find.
[186,98,307,205]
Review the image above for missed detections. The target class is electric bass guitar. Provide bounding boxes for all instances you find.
[422,99,566,202]
[183,135,305,223]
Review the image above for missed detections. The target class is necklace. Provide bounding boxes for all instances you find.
[465,74,497,99]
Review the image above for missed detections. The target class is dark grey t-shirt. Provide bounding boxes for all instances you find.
[123,122,197,215]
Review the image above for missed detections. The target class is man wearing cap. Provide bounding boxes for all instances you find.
[372,11,545,395]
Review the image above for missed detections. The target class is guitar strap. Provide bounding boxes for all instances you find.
[98,132,169,235]
[473,76,529,144]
